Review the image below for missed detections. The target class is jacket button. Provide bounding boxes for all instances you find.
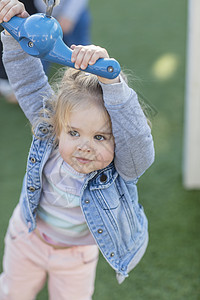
[100,174,107,183]
[30,157,36,163]
[97,229,103,234]
[85,199,90,204]
[40,127,48,134]
[110,252,115,257]
[29,186,35,192]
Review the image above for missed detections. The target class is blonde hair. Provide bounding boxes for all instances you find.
[36,68,110,143]
[35,68,151,143]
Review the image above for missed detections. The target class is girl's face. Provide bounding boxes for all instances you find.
[58,104,115,174]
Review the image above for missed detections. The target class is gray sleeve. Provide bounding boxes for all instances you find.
[1,32,52,125]
[100,77,155,181]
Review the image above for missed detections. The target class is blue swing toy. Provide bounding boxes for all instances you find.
[0,0,121,79]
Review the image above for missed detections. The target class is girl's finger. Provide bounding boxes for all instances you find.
[71,45,83,64]
[0,1,25,22]
[80,49,96,69]
[70,44,76,50]
[71,45,109,69]
[71,45,97,64]
[0,0,9,21]
[18,10,29,18]
[89,48,109,65]
[74,48,89,69]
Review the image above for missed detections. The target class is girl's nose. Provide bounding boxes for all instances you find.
[77,141,93,152]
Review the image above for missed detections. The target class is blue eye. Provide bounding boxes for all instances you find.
[69,130,79,137]
[94,135,105,141]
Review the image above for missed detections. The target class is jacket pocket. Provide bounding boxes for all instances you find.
[94,186,120,210]
[79,245,99,265]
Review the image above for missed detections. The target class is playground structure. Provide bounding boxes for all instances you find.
[183,0,200,188]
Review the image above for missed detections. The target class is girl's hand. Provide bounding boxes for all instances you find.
[0,0,29,23]
[70,44,120,84]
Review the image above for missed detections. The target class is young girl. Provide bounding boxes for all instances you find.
[0,1,155,299]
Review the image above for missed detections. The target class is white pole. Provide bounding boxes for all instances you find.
[183,0,200,188]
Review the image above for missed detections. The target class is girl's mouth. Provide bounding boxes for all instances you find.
[75,157,92,164]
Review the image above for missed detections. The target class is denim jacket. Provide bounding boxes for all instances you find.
[2,33,155,283]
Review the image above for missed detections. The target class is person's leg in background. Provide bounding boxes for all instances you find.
[63,9,91,47]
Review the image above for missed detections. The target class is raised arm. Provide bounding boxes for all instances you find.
[100,77,155,181]
[0,0,52,125]
[70,44,155,181]
[1,33,52,125]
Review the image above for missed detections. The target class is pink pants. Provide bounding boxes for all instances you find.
[0,206,99,300]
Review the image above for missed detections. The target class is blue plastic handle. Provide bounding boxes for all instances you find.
[1,14,121,79]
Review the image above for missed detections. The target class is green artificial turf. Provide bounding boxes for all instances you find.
[0,0,200,299]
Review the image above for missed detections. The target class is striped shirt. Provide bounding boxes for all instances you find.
[37,149,95,246]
